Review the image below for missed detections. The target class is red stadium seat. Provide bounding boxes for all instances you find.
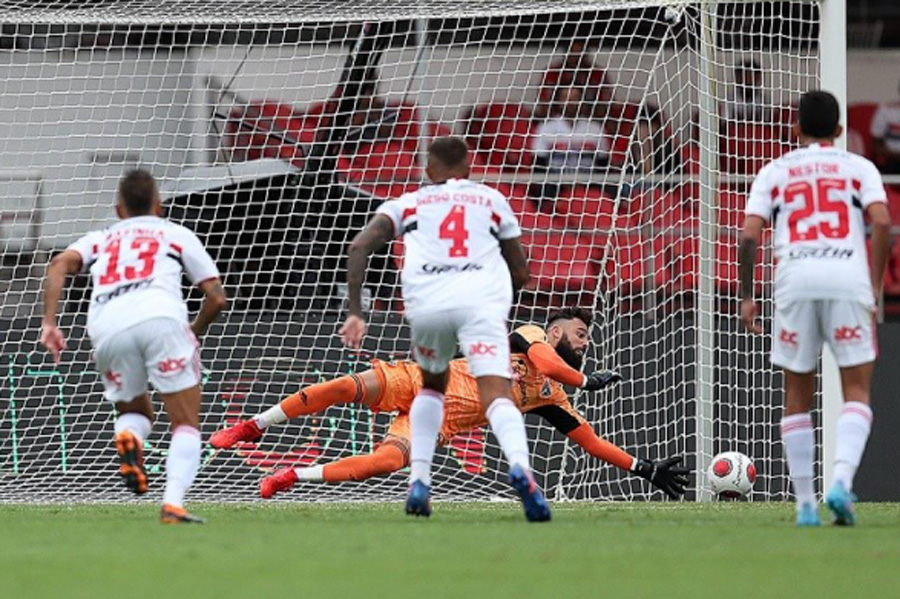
[720,124,789,174]
[554,185,618,231]
[714,235,771,296]
[604,103,641,168]
[390,238,405,270]
[867,239,900,298]
[606,102,641,138]
[610,234,650,295]
[501,184,557,230]
[645,184,699,232]
[772,103,797,142]
[466,103,535,171]
[522,232,604,293]
[848,102,880,161]
[350,182,419,202]
[225,101,316,167]
[427,122,455,140]
[718,187,747,232]
[652,233,769,297]
[654,235,698,294]
[885,186,900,226]
[342,141,421,183]
[679,141,701,175]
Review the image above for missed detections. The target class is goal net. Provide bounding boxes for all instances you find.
[0,0,824,502]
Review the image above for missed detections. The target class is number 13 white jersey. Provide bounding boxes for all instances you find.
[745,142,888,307]
[376,178,522,315]
[67,215,220,343]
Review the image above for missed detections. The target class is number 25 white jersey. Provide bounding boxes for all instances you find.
[67,215,220,343]
[376,178,522,315]
[745,143,888,307]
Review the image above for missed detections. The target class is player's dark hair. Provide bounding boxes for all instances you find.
[798,90,840,139]
[546,306,593,328]
[118,169,158,216]
[428,136,469,170]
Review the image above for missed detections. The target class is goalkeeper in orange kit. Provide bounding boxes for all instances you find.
[211,307,691,499]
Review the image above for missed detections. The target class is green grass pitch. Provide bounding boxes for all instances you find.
[3,502,899,599]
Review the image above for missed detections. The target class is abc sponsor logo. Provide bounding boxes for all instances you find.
[779,329,798,347]
[834,326,863,343]
[415,345,436,359]
[468,342,498,357]
[104,370,123,389]
[157,357,188,374]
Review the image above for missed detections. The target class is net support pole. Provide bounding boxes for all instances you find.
[695,1,720,502]
[415,17,433,173]
[819,0,847,497]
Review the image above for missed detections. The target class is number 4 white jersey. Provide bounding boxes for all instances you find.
[67,215,220,343]
[745,142,888,307]
[376,178,521,315]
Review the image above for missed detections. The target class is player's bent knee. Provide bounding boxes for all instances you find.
[115,395,155,422]
[476,375,513,407]
[161,385,202,430]
[376,444,408,472]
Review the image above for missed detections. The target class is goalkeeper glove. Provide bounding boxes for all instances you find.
[633,456,691,500]
[582,370,623,391]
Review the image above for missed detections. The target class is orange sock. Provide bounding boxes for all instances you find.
[280,375,365,419]
[322,444,407,483]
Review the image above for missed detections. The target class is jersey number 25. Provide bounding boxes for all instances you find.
[785,178,850,243]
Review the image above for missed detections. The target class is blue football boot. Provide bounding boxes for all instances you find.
[509,465,551,522]
[405,480,432,517]
[825,481,857,526]
[796,502,822,527]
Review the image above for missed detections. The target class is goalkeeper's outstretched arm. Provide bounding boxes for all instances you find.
[530,405,691,499]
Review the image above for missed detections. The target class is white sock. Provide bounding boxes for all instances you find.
[408,389,445,487]
[781,413,816,508]
[163,425,202,508]
[114,412,152,442]
[295,465,325,482]
[486,397,531,472]
[254,404,287,429]
[833,402,873,493]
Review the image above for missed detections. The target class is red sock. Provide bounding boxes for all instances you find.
[280,375,365,419]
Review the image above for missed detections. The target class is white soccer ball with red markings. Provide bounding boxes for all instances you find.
[708,451,757,499]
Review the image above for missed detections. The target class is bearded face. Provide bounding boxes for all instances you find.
[554,333,583,369]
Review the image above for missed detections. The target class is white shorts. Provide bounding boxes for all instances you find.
[92,317,202,403]
[771,299,877,373]
[406,306,512,379]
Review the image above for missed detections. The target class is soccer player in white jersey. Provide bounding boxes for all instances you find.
[739,91,891,526]
[40,170,228,524]
[339,137,549,521]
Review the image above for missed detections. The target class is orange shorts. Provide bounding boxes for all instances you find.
[369,358,485,457]
[370,359,421,414]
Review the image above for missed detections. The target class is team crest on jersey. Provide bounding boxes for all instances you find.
[541,379,553,398]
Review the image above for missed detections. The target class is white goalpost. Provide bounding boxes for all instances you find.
[0,0,836,503]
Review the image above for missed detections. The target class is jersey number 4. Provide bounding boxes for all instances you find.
[99,237,160,285]
[785,178,850,243]
[439,205,470,257]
